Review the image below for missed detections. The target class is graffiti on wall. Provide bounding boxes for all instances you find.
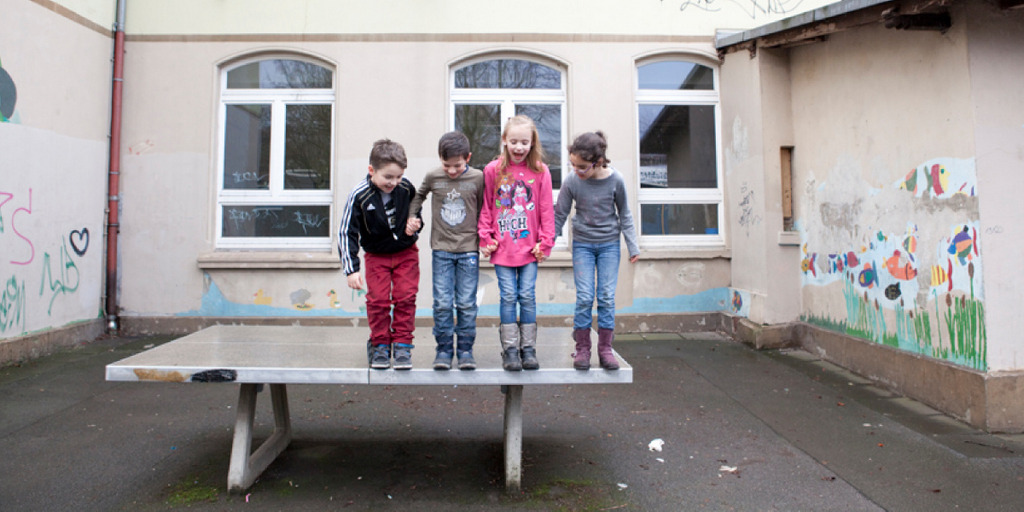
[0,185,93,335]
[675,0,807,19]
[0,56,19,123]
[800,157,986,370]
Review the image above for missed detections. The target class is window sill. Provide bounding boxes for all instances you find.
[778,231,801,246]
[197,251,341,270]
[479,247,730,267]
[479,250,575,268]
[635,247,730,260]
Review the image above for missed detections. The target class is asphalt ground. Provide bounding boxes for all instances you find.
[2,331,1023,511]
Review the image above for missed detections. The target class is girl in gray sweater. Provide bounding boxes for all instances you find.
[554,132,640,370]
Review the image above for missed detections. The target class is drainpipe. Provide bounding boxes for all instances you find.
[105,0,126,332]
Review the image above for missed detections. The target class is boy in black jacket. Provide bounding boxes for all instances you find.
[340,139,421,369]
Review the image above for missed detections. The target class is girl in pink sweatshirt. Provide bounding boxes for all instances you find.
[478,115,555,371]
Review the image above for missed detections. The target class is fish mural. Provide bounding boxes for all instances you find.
[948,225,977,265]
[930,260,953,291]
[902,225,918,262]
[884,283,901,300]
[894,158,976,199]
[801,244,817,277]
[885,250,917,280]
[857,262,879,289]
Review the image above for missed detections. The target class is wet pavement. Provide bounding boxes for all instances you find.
[2,331,1023,511]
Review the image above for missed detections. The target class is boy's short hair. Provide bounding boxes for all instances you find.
[369,138,408,170]
[438,131,471,160]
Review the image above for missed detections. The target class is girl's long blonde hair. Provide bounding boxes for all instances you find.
[497,115,547,174]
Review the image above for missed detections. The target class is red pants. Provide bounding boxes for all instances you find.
[364,245,419,346]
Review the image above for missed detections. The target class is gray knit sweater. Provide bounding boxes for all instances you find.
[554,167,640,256]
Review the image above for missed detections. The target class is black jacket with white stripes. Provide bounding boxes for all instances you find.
[339,175,420,275]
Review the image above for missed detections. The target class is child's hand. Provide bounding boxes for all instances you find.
[629,254,640,264]
[347,272,364,291]
[532,243,546,263]
[405,218,422,236]
[481,241,498,258]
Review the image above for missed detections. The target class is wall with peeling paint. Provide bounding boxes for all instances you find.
[789,17,988,371]
[721,0,1024,375]
[722,46,802,325]
[0,1,112,341]
[964,1,1024,372]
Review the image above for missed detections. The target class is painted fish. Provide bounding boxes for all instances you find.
[857,262,878,289]
[929,164,948,196]
[885,283,901,300]
[845,251,860,268]
[902,228,917,261]
[801,253,817,276]
[948,225,975,265]
[885,250,917,280]
[899,168,918,194]
[930,260,953,291]
[828,254,844,273]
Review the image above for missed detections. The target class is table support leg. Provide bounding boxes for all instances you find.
[503,384,523,493]
[227,383,292,492]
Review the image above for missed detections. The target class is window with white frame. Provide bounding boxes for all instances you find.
[217,57,335,250]
[636,58,723,244]
[450,57,566,189]
[450,56,568,247]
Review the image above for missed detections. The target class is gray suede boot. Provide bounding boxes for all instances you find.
[519,323,539,370]
[499,323,522,371]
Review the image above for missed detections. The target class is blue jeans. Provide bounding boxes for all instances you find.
[572,242,620,330]
[432,251,480,342]
[494,262,538,325]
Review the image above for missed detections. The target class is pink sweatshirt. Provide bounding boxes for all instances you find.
[478,159,555,267]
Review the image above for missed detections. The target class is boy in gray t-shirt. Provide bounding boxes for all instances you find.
[406,132,484,370]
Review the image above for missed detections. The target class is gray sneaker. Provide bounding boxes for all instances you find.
[370,344,391,369]
[457,351,476,370]
[433,351,453,371]
[392,343,413,370]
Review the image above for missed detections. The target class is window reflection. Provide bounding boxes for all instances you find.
[223,104,271,190]
[516,104,562,189]
[640,204,719,236]
[638,61,713,90]
[638,104,717,189]
[454,104,502,169]
[285,104,332,190]
[227,59,332,89]
[455,59,561,89]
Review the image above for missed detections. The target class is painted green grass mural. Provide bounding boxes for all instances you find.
[804,284,985,371]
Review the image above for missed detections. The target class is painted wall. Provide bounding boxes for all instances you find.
[722,46,802,325]
[117,39,739,323]
[0,0,112,340]
[964,1,1024,371]
[784,12,990,371]
[123,0,829,37]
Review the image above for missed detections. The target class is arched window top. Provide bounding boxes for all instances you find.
[454,59,561,90]
[226,58,332,89]
[637,60,713,91]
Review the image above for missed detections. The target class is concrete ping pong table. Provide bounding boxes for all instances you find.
[105,325,632,492]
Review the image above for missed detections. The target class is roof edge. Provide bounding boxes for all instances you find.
[715,0,897,49]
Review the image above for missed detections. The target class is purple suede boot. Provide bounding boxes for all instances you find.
[572,328,591,371]
[597,328,619,370]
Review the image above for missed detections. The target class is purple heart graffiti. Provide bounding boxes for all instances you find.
[69,228,89,256]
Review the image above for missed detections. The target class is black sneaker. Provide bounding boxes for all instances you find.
[392,343,413,370]
[370,344,391,369]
